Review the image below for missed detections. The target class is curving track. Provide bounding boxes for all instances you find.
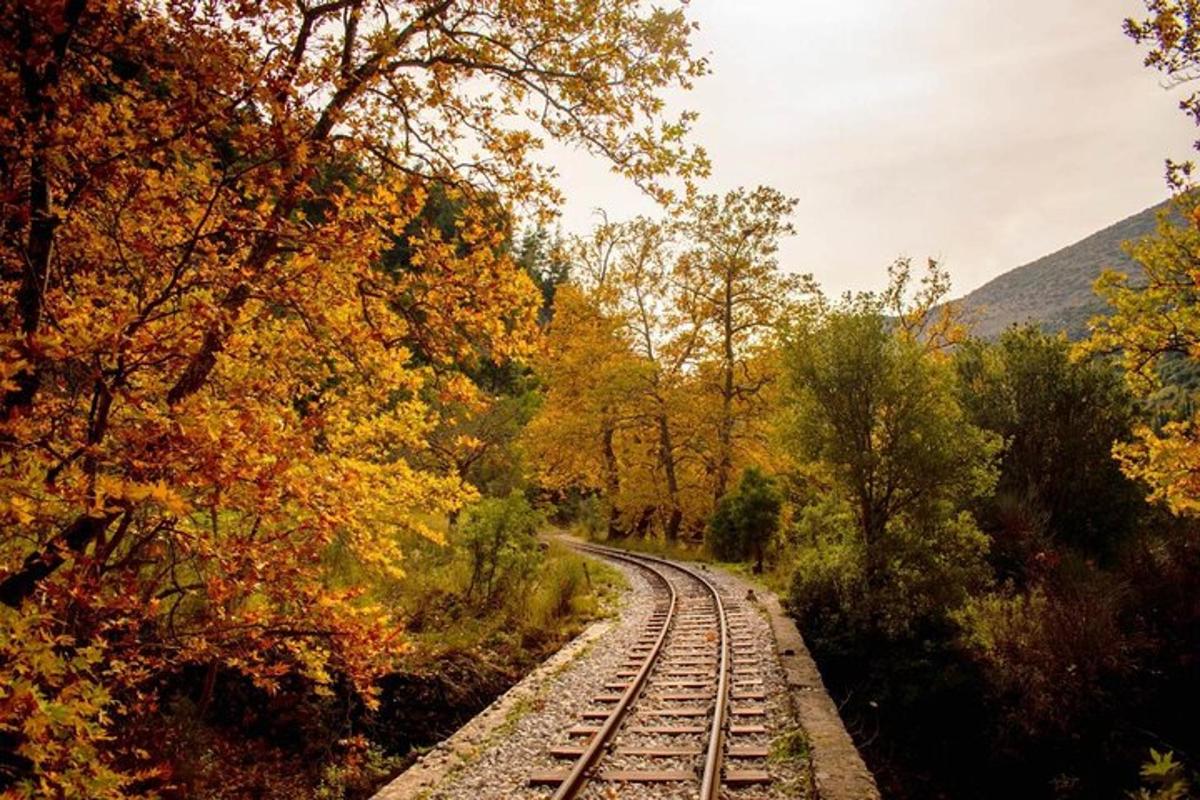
[529,544,772,799]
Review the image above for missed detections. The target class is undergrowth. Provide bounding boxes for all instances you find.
[161,502,625,800]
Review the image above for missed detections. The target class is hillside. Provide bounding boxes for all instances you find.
[956,201,1169,339]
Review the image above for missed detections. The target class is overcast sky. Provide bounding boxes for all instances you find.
[542,0,1195,298]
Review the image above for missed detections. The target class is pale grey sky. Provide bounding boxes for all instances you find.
[542,0,1195,297]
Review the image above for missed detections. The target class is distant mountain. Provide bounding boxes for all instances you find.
[956,201,1169,340]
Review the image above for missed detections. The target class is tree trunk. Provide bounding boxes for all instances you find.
[0,512,119,608]
[633,507,655,537]
[0,376,118,607]
[166,275,255,405]
[4,2,88,421]
[600,417,624,539]
[656,410,683,540]
[859,497,887,590]
[714,266,735,503]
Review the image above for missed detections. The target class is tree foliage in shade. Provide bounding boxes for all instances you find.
[514,226,573,324]
[954,326,1142,573]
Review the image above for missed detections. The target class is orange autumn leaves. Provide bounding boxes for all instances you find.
[0,1,704,795]
[526,190,811,541]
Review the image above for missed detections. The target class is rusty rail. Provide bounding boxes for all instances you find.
[549,545,678,800]
[566,543,732,800]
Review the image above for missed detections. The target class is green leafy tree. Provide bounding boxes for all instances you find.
[707,496,743,561]
[954,326,1142,573]
[458,493,544,609]
[514,226,573,324]
[706,467,782,571]
[784,304,997,567]
[782,263,998,636]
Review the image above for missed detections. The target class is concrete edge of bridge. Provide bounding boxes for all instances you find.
[753,588,883,800]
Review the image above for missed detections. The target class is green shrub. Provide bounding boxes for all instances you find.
[457,492,544,608]
[539,554,584,622]
[788,497,990,640]
[315,742,404,800]
[707,492,744,561]
[527,549,592,632]
[707,467,782,570]
[770,727,812,763]
[787,514,871,640]
[788,537,865,612]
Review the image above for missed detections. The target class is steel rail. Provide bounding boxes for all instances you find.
[549,545,678,800]
[573,544,732,800]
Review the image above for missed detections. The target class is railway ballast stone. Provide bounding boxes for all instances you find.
[371,618,616,800]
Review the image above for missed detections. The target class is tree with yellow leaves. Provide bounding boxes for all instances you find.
[529,192,809,540]
[674,187,815,502]
[525,281,645,536]
[1127,0,1200,188]
[1084,194,1200,515]
[1095,4,1200,514]
[0,0,706,794]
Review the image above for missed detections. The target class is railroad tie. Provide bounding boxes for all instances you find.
[724,769,772,787]
[529,545,743,800]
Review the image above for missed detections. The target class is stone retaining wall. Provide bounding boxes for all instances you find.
[752,587,881,800]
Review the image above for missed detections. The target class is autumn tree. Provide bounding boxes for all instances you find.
[527,215,715,541]
[0,0,706,794]
[1127,1,1200,188]
[531,222,698,537]
[675,187,813,502]
[529,193,807,541]
[525,281,644,537]
[1084,193,1200,515]
[599,218,706,539]
[1116,7,1200,515]
[394,190,546,503]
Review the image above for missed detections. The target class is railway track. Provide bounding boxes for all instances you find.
[529,544,772,799]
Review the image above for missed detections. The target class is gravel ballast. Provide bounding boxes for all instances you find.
[373,549,839,800]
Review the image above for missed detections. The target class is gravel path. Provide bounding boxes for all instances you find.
[416,553,812,800]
